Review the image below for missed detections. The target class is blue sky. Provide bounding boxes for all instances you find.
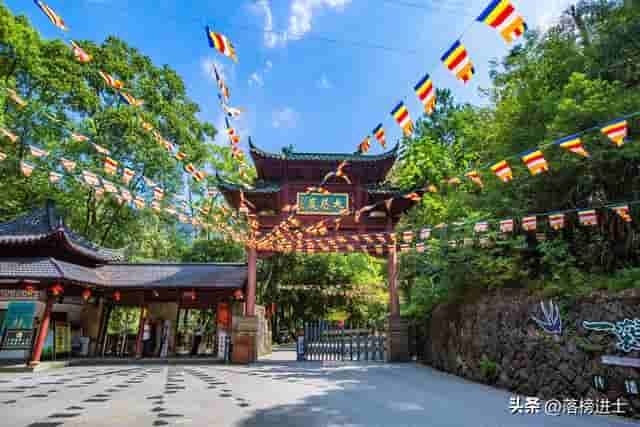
[7,0,575,157]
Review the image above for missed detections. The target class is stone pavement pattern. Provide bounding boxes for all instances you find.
[0,349,637,427]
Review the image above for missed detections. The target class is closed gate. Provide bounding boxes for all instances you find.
[303,321,385,361]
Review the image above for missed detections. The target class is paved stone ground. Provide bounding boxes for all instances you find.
[0,348,637,427]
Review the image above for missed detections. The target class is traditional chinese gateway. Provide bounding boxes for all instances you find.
[218,141,421,362]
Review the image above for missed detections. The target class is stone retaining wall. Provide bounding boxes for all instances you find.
[422,288,640,417]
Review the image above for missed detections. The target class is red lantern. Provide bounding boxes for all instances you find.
[191,290,197,301]
[24,284,35,297]
[113,290,121,302]
[50,284,64,296]
[82,288,92,302]
[233,289,244,300]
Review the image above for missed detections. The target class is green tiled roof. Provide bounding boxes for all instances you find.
[249,141,399,162]
[216,175,281,194]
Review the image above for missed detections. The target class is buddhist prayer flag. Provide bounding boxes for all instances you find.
[474,222,489,233]
[447,177,462,186]
[94,187,105,199]
[6,88,27,108]
[414,73,436,115]
[549,213,565,230]
[522,216,537,231]
[92,143,110,155]
[391,102,414,136]
[20,161,35,177]
[612,205,632,222]
[477,0,527,44]
[102,180,118,194]
[419,228,431,240]
[104,157,118,175]
[206,27,238,62]
[222,104,244,118]
[601,119,628,147]
[416,242,426,253]
[521,149,549,175]
[402,231,414,243]
[143,177,157,188]
[154,187,164,201]
[0,151,6,161]
[142,121,154,132]
[82,170,100,187]
[70,40,91,63]
[151,201,161,213]
[48,171,62,184]
[555,134,590,158]
[122,168,135,185]
[579,209,598,226]
[175,151,187,161]
[358,136,371,154]
[184,164,196,174]
[119,92,144,107]
[500,219,514,233]
[70,132,89,143]
[134,197,146,209]
[29,145,49,158]
[193,170,206,182]
[121,189,132,202]
[465,171,484,188]
[34,0,67,31]
[61,158,76,172]
[213,65,230,102]
[99,71,124,90]
[441,40,475,83]
[491,160,513,182]
[403,192,421,201]
[372,124,386,148]
[0,127,18,143]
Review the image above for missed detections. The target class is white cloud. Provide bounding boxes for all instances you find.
[250,0,351,48]
[248,72,264,87]
[272,107,298,129]
[533,0,575,31]
[317,74,332,89]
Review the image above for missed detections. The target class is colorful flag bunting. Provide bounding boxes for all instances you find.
[142,121,154,132]
[70,40,91,63]
[474,222,489,233]
[29,145,49,158]
[521,149,549,175]
[175,151,187,161]
[143,177,156,188]
[104,157,118,175]
[70,132,89,143]
[601,119,628,147]
[0,127,18,143]
[154,187,165,201]
[465,171,484,188]
[119,92,144,107]
[447,177,462,186]
[193,170,206,182]
[555,135,590,158]
[82,170,100,187]
[402,231,414,243]
[372,124,386,148]
[222,104,244,118]
[0,151,6,161]
[414,73,436,115]
[578,209,598,226]
[477,0,527,44]
[48,171,62,184]
[419,228,431,240]
[206,26,238,62]
[441,40,475,83]
[549,213,565,230]
[358,136,371,154]
[416,242,426,253]
[403,192,421,202]
[20,161,35,177]
[6,88,27,108]
[134,197,146,209]
[213,65,230,102]
[60,158,76,172]
[122,168,135,185]
[151,201,161,213]
[184,164,196,174]
[490,160,513,182]
[121,189,132,202]
[92,143,110,155]
[102,180,118,194]
[522,216,537,231]
[500,219,514,233]
[34,0,67,31]
[98,71,124,90]
[94,187,105,199]
[612,205,632,222]
[391,102,414,136]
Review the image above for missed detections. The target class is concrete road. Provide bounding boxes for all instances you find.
[0,348,637,427]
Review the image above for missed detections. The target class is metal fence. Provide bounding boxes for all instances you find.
[303,321,385,361]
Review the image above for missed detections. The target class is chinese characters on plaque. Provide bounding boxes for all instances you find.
[297,193,349,216]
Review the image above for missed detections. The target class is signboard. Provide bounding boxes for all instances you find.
[602,355,640,368]
[297,193,349,216]
[5,302,36,330]
[0,289,43,301]
[1,329,34,350]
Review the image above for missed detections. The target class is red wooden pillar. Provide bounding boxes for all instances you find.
[135,306,147,358]
[30,295,55,367]
[246,246,257,316]
[387,245,400,318]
